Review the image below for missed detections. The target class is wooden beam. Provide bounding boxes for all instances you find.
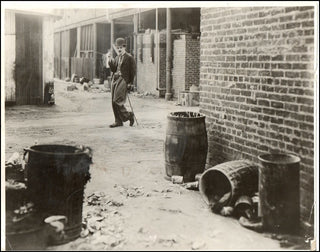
[133,14,138,89]
[77,27,81,57]
[93,22,97,78]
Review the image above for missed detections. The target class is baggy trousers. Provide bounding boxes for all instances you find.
[111,76,131,124]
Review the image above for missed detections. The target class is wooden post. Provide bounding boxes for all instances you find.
[93,23,97,78]
[165,8,172,100]
[133,13,138,89]
[110,19,115,57]
[77,27,81,57]
[156,8,159,91]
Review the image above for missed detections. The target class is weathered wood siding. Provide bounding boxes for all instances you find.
[15,13,42,105]
[54,32,61,78]
[43,16,54,85]
[5,10,16,102]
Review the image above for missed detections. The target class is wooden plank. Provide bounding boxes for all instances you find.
[15,13,42,105]
[5,10,16,102]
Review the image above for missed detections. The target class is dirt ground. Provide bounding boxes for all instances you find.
[4,80,288,250]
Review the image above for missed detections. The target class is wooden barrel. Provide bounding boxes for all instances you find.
[164,112,208,182]
[258,153,300,233]
[199,160,258,207]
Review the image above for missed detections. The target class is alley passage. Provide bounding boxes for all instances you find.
[4,80,283,250]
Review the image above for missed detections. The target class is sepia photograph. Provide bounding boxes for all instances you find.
[1,1,319,251]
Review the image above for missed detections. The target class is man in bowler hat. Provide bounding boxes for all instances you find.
[107,38,136,128]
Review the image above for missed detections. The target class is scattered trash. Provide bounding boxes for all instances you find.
[80,77,90,84]
[71,73,78,82]
[80,228,89,238]
[67,84,78,91]
[220,206,234,216]
[83,83,90,91]
[182,181,199,190]
[6,152,24,181]
[12,202,35,222]
[271,233,310,250]
[159,208,182,214]
[6,152,21,166]
[195,173,202,182]
[158,236,178,247]
[44,215,67,224]
[238,216,263,233]
[65,77,71,82]
[115,185,145,198]
[171,175,184,184]
[234,195,254,219]
[191,240,206,250]
[6,180,27,190]
[209,192,231,213]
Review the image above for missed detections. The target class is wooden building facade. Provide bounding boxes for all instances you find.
[4,9,56,105]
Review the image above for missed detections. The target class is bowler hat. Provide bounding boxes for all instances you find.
[115,38,126,47]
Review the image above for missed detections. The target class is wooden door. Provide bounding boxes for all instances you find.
[15,13,42,105]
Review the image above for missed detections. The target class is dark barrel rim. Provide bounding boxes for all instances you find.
[25,144,87,156]
[167,111,206,120]
[258,153,301,165]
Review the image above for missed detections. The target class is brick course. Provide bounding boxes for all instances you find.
[200,6,315,233]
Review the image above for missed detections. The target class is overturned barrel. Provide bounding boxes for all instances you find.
[24,144,92,244]
[199,160,258,207]
[258,153,300,233]
[164,112,208,183]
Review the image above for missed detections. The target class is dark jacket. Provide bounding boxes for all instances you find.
[109,53,136,84]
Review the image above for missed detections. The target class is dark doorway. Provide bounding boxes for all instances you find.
[15,13,43,105]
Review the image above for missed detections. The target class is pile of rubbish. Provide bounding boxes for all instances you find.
[67,191,126,250]
[65,73,109,93]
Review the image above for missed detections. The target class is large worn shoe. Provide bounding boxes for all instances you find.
[109,122,123,128]
[129,112,135,127]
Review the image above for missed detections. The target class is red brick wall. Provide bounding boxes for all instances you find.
[199,6,315,232]
[185,34,200,90]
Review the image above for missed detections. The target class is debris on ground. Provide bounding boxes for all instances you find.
[220,206,234,216]
[159,208,183,214]
[182,181,199,190]
[238,216,263,233]
[11,202,35,223]
[76,191,126,250]
[83,83,90,91]
[6,152,24,181]
[6,152,21,166]
[64,77,71,82]
[114,184,145,198]
[270,233,310,250]
[234,195,254,219]
[171,175,184,184]
[71,74,78,82]
[209,192,231,213]
[80,77,90,84]
[191,240,206,250]
[195,173,202,182]
[158,235,178,247]
[67,84,78,91]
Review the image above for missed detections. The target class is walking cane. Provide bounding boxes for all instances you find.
[127,93,139,126]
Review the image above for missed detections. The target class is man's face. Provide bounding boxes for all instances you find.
[117,46,126,55]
